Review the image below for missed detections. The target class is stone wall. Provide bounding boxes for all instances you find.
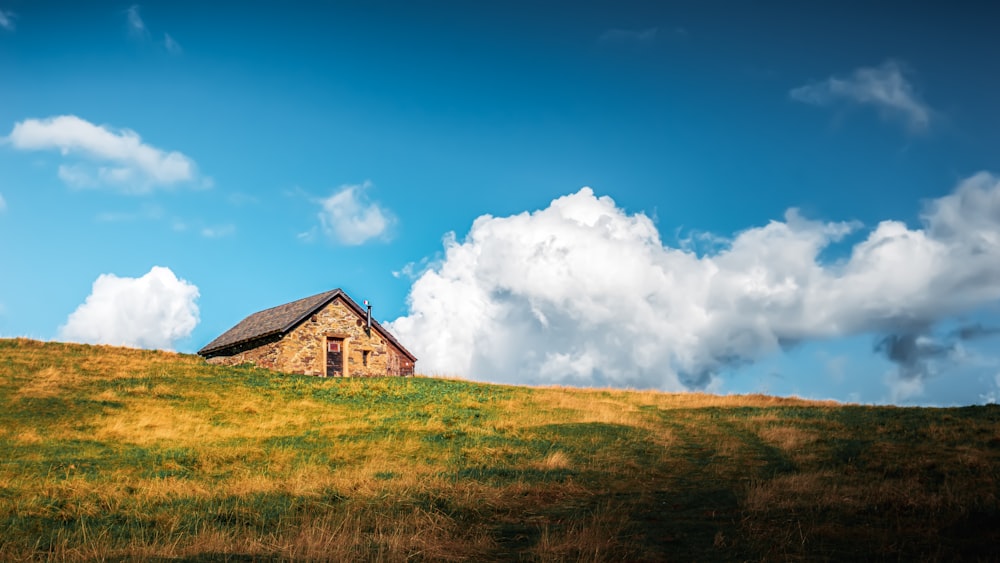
[206,338,281,369]
[207,296,413,377]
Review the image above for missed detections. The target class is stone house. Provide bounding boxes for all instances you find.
[198,289,416,377]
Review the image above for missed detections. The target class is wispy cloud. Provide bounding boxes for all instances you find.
[163,32,182,54]
[0,9,15,31]
[126,5,181,54]
[200,224,235,238]
[790,60,932,132]
[5,115,208,193]
[981,372,1000,404]
[125,4,148,39]
[95,203,164,223]
[95,205,232,239]
[0,193,6,213]
[316,181,396,245]
[226,192,259,206]
[598,27,658,46]
[296,227,318,243]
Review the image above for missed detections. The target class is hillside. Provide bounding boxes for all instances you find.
[1,338,998,561]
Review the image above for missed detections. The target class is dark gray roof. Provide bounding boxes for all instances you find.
[198,289,416,361]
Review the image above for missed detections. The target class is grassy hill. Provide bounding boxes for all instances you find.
[1,338,998,561]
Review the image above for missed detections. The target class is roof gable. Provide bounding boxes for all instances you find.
[197,289,416,361]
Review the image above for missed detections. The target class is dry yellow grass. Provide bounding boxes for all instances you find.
[535,450,571,470]
[757,425,820,451]
[16,366,83,399]
[532,502,632,562]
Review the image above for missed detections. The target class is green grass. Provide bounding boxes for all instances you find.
[1,337,998,561]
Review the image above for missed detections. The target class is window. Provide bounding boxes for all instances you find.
[362,350,369,367]
[328,341,341,353]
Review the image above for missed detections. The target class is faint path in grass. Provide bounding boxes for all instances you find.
[628,405,813,558]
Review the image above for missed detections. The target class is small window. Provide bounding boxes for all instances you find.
[328,341,341,353]
[363,350,369,367]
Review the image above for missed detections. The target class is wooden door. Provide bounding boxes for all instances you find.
[326,338,344,377]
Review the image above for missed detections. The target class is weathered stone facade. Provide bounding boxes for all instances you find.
[206,295,414,377]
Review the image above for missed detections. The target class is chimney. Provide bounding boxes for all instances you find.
[364,299,372,335]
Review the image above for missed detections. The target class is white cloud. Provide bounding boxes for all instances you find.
[59,266,200,350]
[0,9,15,31]
[6,115,203,193]
[979,373,1000,404]
[200,224,235,238]
[227,192,259,206]
[296,227,318,243]
[126,5,147,38]
[389,174,1000,393]
[164,32,182,54]
[885,369,925,403]
[317,181,395,245]
[126,6,181,55]
[0,193,6,213]
[790,60,932,132]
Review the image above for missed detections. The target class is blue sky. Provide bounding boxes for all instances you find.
[3,1,1000,405]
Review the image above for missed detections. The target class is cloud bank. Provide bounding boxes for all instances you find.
[6,115,204,193]
[389,173,1000,393]
[59,266,200,350]
[790,60,932,132]
[318,181,395,245]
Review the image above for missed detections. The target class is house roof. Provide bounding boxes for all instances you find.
[197,288,416,361]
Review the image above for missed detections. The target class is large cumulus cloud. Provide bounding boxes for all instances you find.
[59,266,200,350]
[389,173,1000,392]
